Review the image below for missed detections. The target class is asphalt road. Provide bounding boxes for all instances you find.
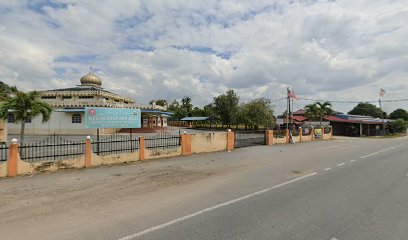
[1,136,407,240]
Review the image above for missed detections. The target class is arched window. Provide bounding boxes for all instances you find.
[72,114,82,124]
[7,114,15,123]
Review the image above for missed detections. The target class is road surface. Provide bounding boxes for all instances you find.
[0,136,407,240]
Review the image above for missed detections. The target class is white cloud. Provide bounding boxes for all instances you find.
[0,0,408,115]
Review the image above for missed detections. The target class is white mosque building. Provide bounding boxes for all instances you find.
[7,70,171,135]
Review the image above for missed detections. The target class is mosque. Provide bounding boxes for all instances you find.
[6,69,172,135]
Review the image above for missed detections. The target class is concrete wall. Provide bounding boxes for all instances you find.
[302,135,312,142]
[91,151,139,166]
[323,133,332,140]
[274,137,287,144]
[0,161,7,177]
[292,135,300,143]
[191,133,227,153]
[0,120,6,142]
[7,112,119,135]
[145,147,181,160]
[17,155,85,175]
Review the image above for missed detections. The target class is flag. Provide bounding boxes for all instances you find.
[379,88,385,97]
[287,88,300,100]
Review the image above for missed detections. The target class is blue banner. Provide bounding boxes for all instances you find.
[84,107,141,129]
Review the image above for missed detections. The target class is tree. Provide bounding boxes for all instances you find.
[389,109,408,121]
[316,101,333,126]
[149,99,167,107]
[0,81,17,101]
[237,98,275,129]
[0,91,53,144]
[181,97,193,117]
[391,118,408,133]
[304,103,320,126]
[213,90,239,127]
[168,99,185,120]
[348,102,385,118]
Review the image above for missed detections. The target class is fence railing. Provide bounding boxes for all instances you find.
[0,144,8,162]
[92,133,139,156]
[302,128,312,136]
[234,130,266,148]
[19,135,85,162]
[145,132,180,150]
[274,130,287,138]
[324,126,332,134]
[291,128,300,136]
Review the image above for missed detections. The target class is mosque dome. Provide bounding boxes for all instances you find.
[80,70,102,87]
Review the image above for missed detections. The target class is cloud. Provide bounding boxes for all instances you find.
[0,0,407,115]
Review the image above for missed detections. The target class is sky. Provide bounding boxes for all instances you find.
[1,0,408,115]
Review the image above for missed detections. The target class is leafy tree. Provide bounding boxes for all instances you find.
[348,102,385,118]
[149,99,168,107]
[0,91,53,144]
[316,101,333,126]
[181,97,193,116]
[304,103,320,126]
[391,118,408,133]
[237,98,275,129]
[168,99,185,120]
[389,109,408,121]
[213,90,239,127]
[0,81,17,101]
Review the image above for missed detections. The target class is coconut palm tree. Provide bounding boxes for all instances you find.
[0,90,52,144]
[316,101,333,126]
[305,103,319,127]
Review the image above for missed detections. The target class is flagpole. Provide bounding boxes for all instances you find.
[379,89,385,136]
[286,88,289,130]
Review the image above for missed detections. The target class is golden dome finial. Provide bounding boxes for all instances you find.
[80,68,102,87]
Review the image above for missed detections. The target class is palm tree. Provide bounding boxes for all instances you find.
[316,101,333,126]
[305,103,319,127]
[0,90,52,144]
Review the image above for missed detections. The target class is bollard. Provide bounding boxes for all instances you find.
[84,136,92,167]
[139,136,145,160]
[7,138,19,177]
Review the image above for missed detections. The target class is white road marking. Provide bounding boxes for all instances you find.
[360,146,397,159]
[324,167,332,171]
[116,172,318,240]
[337,163,345,166]
[330,238,339,240]
[350,160,355,163]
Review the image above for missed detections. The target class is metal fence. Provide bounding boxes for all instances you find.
[19,135,85,162]
[291,128,300,136]
[274,130,287,138]
[302,128,311,136]
[92,133,139,156]
[145,132,180,150]
[0,144,7,162]
[234,130,266,148]
[324,126,332,134]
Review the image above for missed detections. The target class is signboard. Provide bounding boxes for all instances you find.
[84,107,141,129]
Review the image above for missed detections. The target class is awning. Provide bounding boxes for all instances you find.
[181,117,209,121]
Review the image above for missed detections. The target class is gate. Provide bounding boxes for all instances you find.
[234,130,266,148]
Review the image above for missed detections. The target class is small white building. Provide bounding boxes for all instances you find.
[7,70,170,135]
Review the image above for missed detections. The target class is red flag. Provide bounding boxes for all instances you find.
[379,88,385,97]
[287,88,300,100]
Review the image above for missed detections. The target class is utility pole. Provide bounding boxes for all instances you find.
[286,88,289,130]
[379,89,386,136]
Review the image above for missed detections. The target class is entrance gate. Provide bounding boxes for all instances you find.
[234,130,266,148]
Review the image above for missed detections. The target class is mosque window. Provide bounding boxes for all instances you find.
[7,114,15,123]
[41,96,56,99]
[72,114,82,124]
[25,117,32,123]
[79,96,94,99]
[62,96,72,99]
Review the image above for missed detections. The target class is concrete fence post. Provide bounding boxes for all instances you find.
[311,127,315,141]
[286,129,290,143]
[181,133,192,156]
[321,127,325,140]
[139,136,145,160]
[84,136,92,167]
[265,130,274,145]
[7,138,19,177]
[227,129,235,151]
[299,127,303,143]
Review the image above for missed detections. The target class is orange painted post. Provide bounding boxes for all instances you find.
[286,129,290,143]
[321,127,325,140]
[84,136,92,167]
[139,136,145,160]
[7,139,19,177]
[265,130,274,145]
[227,129,235,150]
[299,127,303,142]
[181,133,192,156]
[311,127,315,141]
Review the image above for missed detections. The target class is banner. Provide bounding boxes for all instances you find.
[84,107,141,129]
